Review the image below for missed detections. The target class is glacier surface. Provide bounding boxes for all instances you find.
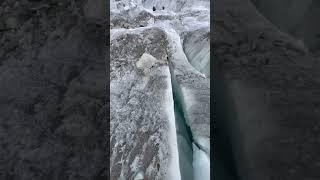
[110,0,210,179]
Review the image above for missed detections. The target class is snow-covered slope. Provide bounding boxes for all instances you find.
[110,0,210,179]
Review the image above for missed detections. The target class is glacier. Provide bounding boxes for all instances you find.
[110,0,210,179]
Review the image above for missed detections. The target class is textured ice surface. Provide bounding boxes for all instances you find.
[133,171,144,180]
[166,28,210,144]
[110,28,180,180]
[183,28,210,77]
[174,103,194,180]
[167,28,210,179]
[110,0,210,179]
[193,143,210,180]
[111,0,209,13]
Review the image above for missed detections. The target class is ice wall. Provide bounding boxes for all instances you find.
[183,28,210,77]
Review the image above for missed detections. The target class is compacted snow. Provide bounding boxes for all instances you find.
[110,0,210,179]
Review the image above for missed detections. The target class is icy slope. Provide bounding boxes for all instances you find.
[166,28,210,180]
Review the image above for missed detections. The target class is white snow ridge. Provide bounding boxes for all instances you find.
[110,0,210,179]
